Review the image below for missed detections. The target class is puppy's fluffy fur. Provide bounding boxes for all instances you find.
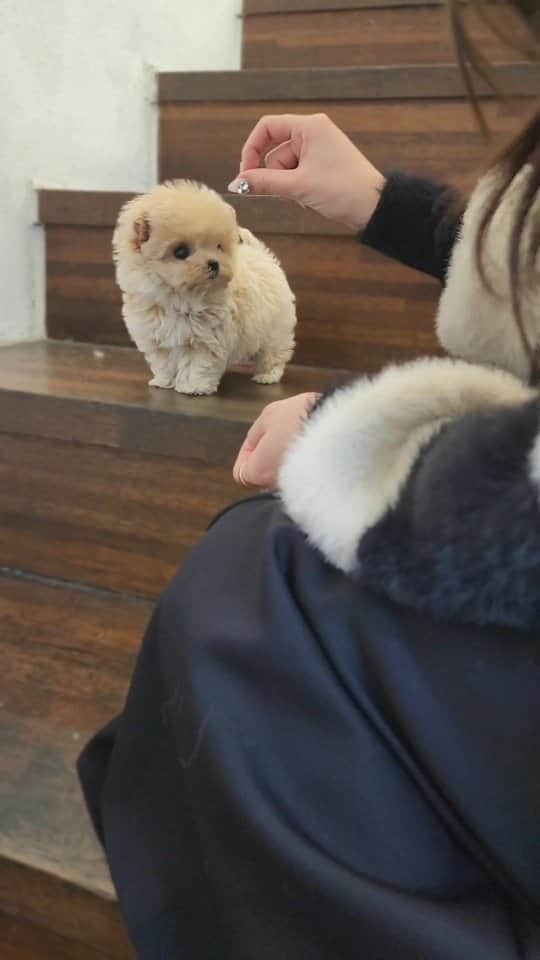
[113,180,297,395]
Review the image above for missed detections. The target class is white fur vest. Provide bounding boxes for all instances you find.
[279,166,540,629]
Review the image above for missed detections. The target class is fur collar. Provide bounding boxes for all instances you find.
[278,168,540,627]
[279,359,532,576]
[279,359,540,627]
[436,165,540,381]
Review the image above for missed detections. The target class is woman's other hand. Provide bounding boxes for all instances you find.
[233,392,321,490]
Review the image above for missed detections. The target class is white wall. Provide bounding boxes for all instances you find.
[0,0,242,342]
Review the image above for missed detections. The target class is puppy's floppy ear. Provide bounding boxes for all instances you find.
[133,214,151,251]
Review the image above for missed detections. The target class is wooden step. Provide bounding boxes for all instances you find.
[0,571,151,957]
[0,340,343,597]
[40,188,441,372]
[242,0,528,69]
[1,910,121,960]
[158,64,538,193]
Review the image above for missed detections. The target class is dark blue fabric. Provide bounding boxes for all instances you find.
[79,497,540,959]
[360,397,540,628]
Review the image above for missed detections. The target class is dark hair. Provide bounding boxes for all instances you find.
[476,107,540,376]
[447,0,540,378]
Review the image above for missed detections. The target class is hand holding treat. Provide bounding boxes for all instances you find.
[229,113,385,231]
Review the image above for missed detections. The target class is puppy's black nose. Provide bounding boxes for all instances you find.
[208,259,220,277]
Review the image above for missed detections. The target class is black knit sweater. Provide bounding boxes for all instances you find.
[360,171,462,283]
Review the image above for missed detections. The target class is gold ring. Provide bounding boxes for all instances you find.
[239,463,250,487]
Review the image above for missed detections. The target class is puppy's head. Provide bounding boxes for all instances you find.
[113,180,239,294]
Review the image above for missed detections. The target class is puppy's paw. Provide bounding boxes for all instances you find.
[149,375,174,389]
[252,366,285,385]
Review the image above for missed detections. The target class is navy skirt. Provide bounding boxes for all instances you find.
[79,496,540,959]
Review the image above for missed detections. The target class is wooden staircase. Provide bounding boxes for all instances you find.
[1,1,539,955]
[0,572,147,959]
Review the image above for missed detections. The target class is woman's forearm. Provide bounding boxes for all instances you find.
[361,172,462,284]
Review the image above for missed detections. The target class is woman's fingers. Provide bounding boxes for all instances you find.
[232,112,384,230]
[232,412,268,482]
[233,394,321,490]
[264,141,299,171]
[240,115,299,172]
[229,166,298,198]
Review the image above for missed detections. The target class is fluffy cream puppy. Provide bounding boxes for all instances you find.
[113,180,297,395]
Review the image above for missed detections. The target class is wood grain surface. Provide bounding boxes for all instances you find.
[159,98,535,191]
[242,4,527,69]
[0,573,146,956]
[2,428,210,598]
[158,63,539,101]
[0,909,124,960]
[0,341,341,450]
[0,342,344,595]
[43,223,441,370]
[39,189,350,235]
[244,0,444,11]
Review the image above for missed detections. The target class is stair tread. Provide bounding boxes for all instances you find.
[0,572,152,901]
[0,342,347,463]
[0,342,348,598]
[39,188,349,236]
[244,0,442,11]
[159,61,540,101]
[0,341,343,422]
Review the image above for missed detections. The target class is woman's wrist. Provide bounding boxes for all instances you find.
[346,169,386,232]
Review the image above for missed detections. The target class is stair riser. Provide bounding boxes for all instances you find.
[0,432,242,598]
[242,5,524,69]
[45,224,440,370]
[159,99,533,192]
[0,573,150,958]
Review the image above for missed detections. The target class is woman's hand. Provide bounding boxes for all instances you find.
[233,392,321,490]
[228,113,385,231]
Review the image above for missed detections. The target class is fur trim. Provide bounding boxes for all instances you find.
[359,396,540,628]
[436,165,540,381]
[279,358,532,574]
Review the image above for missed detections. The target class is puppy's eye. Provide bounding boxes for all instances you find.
[174,244,190,260]
[217,243,224,252]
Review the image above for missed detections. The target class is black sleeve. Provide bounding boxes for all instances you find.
[360,172,463,284]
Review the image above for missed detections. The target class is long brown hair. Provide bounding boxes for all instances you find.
[447,0,540,378]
